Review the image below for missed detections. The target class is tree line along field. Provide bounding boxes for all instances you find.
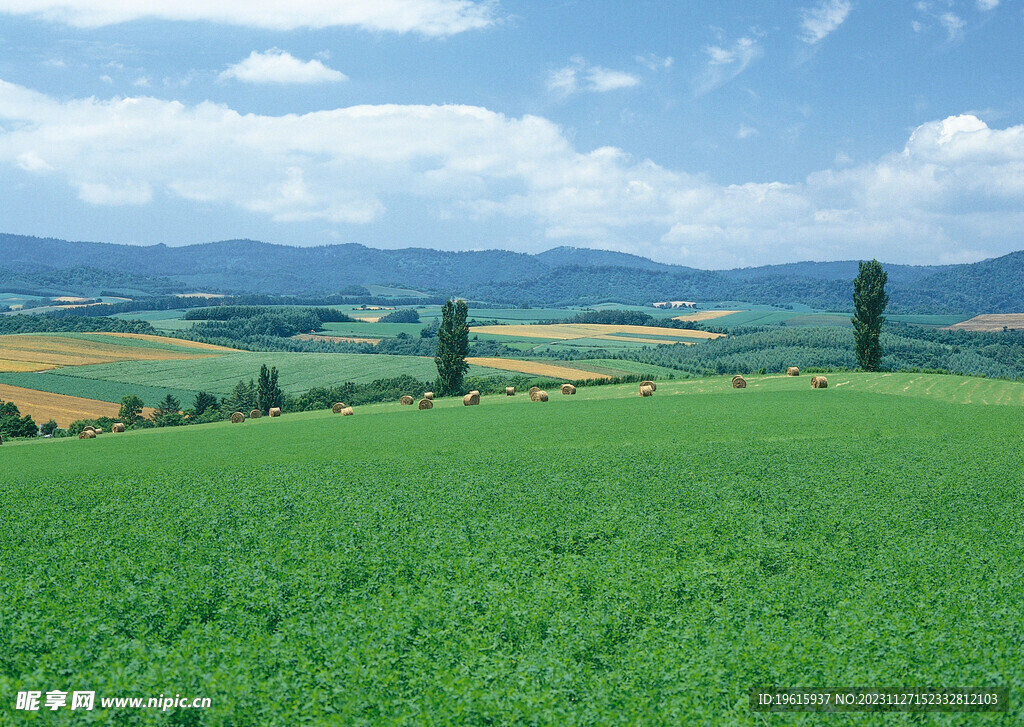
[1,376,1020,724]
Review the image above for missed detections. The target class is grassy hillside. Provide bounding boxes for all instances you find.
[55,352,516,396]
[1,375,1020,723]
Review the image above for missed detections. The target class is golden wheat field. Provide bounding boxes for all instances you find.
[469,323,726,344]
[672,310,743,322]
[0,383,157,427]
[464,358,612,380]
[0,334,233,372]
[947,314,1024,332]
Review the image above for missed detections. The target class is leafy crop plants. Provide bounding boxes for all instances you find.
[1,375,1021,724]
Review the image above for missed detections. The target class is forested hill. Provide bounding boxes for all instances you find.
[0,233,1022,313]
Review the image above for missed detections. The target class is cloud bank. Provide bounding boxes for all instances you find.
[1,80,1022,267]
[0,0,497,35]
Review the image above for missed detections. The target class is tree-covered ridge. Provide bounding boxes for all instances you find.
[2,233,1023,313]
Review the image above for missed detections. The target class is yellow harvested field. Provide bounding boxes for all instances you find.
[350,315,382,322]
[0,384,156,428]
[0,334,231,370]
[673,310,743,322]
[946,314,1024,332]
[90,332,238,351]
[466,357,612,380]
[470,323,726,343]
[0,358,57,372]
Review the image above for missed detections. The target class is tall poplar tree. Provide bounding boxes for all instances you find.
[852,259,888,371]
[434,299,469,396]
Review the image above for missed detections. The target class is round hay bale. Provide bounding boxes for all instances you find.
[786,366,800,376]
[732,375,747,389]
[424,392,434,400]
[640,380,657,392]
[230,411,245,423]
[94,427,103,434]
[332,402,346,414]
[79,430,96,439]
[640,384,654,397]
[811,375,828,389]
[505,386,515,396]
[469,390,480,397]
[269,407,282,417]
[560,383,576,395]
[112,423,126,433]
[418,398,433,410]
[400,395,414,406]
[463,392,480,406]
[82,425,96,433]
[530,389,549,402]
[528,386,541,396]
[250,408,262,419]
[341,407,354,416]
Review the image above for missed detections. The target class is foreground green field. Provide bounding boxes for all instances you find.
[2,375,1021,724]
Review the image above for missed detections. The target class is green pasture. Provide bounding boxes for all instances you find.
[1,374,1021,724]
[59,352,514,396]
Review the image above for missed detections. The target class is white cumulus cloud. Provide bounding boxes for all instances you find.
[0,0,497,36]
[220,49,348,85]
[800,0,852,44]
[2,79,1023,267]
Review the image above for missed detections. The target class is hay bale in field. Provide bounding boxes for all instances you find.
[79,430,96,439]
[112,423,126,433]
[94,427,103,434]
[82,425,96,433]
[640,380,657,392]
[250,408,262,419]
[811,375,828,389]
[530,389,548,402]
[424,391,434,400]
[463,392,480,406]
[400,395,414,406]
[469,390,480,397]
[269,407,282,417]
[505,386,515,396]
[528,386,541,396]
[332,402,346,414]
[418,398,433,410]
[732,375,747,389]
[230,411,245,423]
[640,384,654,397]
[561,383,576,395]
[786,366,800,376]
[341,407,354,416]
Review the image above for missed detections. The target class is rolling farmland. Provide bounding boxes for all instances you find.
[0,333,233,372]
[0,383,156,427]
[469,323,725,344]
[2,375,1021,723]
[58,352,516,396]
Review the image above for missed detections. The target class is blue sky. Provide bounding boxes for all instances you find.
[1,0,1022,268]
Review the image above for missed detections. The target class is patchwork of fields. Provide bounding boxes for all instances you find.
[0,332,233,372]
[470,323,724,345]
[2,376,1021,723]
[0,383,157,427]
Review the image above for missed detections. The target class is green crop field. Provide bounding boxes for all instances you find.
[59,352,516,396]
[1,374,1020,724]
